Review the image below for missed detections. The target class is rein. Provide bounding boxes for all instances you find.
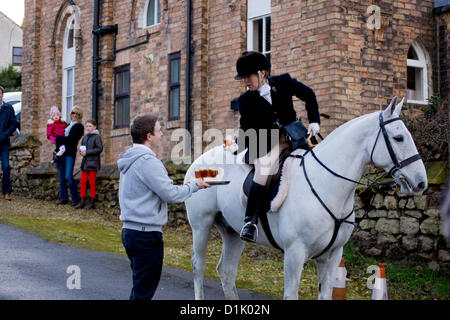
[288,112,422,259]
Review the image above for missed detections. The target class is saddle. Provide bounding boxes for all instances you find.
[242,134,318,203]
[242,147,292,201]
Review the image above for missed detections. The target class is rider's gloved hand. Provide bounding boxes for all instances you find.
[308,123,320,136]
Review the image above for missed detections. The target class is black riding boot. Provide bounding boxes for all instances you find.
[240,182,266,242]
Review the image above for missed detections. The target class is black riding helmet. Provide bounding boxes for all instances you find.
[235,51,271,80]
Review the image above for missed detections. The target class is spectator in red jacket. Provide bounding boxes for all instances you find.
[46,106,67,167]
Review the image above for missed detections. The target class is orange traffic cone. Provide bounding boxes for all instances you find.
[371,263,388,300]
[332,258,347,300]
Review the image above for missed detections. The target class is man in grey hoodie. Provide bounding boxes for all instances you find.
[118,114,210,300]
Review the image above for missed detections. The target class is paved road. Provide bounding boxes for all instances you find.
[0,224,273,300]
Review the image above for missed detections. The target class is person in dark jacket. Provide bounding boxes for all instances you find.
[55,106,84,206]
[0,86,17,201]
[235,51,321,242]
[75,119,103,209]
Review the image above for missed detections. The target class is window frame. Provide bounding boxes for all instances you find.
[64,67,75,122]
[406,42,429,105]
[12,47,22,66]
[144,0,161,28]
[247,0,271,59]
[62,15,76,122]
[168,52,181,121]
[247,15,271,62]
[114,64,131,129]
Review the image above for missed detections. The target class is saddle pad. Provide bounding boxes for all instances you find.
[270,148,306,212]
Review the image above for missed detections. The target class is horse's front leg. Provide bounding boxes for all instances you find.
[283,242,307,300]
[190,213,216,300]
[315,246,343,300]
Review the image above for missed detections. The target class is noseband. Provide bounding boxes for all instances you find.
[370,112,422,178]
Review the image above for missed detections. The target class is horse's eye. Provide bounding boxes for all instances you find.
[393,135,404,142]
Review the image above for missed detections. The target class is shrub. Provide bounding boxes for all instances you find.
[0,64,21,92]
[404,94,449,163]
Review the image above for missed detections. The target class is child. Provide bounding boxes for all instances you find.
[46,106,67,167]
[75,119,103,209]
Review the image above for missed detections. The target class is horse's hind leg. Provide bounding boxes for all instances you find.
[190,211,216,300]
[215,221,245,300]
[315,246,343,300]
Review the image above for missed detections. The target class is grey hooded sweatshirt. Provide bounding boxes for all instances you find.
[118,144,199,233]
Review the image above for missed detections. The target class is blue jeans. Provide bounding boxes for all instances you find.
[121,229,164,300]
[57,155,80,203]
[0,146,12,195]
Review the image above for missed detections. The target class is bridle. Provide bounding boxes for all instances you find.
[287,111,422,259]
[370,112,422,179]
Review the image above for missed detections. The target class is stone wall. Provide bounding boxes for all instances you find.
[5,134,188,224]
[352,185,450,265]
[3,134,449,265]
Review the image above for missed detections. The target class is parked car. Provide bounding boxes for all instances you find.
[3,92,21,135]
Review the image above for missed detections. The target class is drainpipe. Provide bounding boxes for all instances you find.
[92,1,118,125]
[92,0,101,124]
[185,0,193,148]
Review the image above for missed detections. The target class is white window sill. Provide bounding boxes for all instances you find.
[165,119,181,130]
[110,127,130,138]
[141,24,161,34]
[406,100,428,106]
[136,24,161,38]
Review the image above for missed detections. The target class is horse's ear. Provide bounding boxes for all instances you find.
[383,96,398,118]
[392,97,405,117]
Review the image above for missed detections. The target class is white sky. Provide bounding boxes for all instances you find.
[0,0,24,26]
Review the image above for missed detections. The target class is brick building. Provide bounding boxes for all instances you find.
[22,0,450,166]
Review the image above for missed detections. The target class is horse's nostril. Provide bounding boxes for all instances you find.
[417,182,425,190]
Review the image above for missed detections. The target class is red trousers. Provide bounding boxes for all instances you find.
[80,170,97,198]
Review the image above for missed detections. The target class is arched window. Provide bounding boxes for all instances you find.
[144,0,160,27]
[406,42,430,104]
[62,16,76,121]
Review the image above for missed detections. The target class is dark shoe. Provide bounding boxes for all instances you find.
[240,182,266,242]
[4,194,11,201]
[71,200,81,207]
[83,198,95,209]
[74,198,86,209]
[57,200,68,205]
[240,222,258,242]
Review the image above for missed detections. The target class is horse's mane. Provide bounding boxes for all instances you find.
[319,111,378,145]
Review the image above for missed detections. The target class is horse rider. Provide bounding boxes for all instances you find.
[235,51,321,242]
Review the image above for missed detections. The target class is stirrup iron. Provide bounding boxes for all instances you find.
[240,221,258,242]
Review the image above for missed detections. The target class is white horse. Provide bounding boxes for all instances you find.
[184,97,427,300]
